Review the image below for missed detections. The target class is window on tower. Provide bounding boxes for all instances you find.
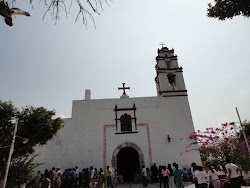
[166,60,171,69]
[167,73,176,86]
[120,114,132,132]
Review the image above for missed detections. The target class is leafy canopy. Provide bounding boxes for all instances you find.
[0,100,63,186]
[207,0,250,20]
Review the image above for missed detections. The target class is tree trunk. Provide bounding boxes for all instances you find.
[0,158,7,188]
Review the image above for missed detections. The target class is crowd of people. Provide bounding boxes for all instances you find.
[32,158,244,188]
[141,158,244,188]
[33,166,116,188]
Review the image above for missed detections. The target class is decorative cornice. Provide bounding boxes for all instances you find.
[160,90,187,93]
[162,94,188,97]
[156,56,178,61]
[157,68,183,71]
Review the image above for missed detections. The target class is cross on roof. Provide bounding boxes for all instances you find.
[118,83,130,95]
[159,42,165,48]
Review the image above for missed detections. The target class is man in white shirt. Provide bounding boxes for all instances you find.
[90,166,95,180]
[191,163,199,188]
[75,166,80,186]
[105,166,113,188]
[225,158,242,188]
[195,166,207,188]
[142,165,147,187]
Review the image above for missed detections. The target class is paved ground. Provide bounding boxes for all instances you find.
[111,182,195,188]
[112,182,248,188]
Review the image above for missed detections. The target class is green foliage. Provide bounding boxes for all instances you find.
[7,154,43,187]
[207,0,250,20]
[0,100,63,186]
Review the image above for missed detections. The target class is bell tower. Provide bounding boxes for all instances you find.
[155,46,187,97]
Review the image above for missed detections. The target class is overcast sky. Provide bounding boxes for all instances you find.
[0,0,249,131]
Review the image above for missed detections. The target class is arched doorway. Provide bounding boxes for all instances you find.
[117,147,140,182]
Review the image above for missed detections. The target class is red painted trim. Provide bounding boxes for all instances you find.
[138,123,153,167]
[115,105,118,131]
[134,103,137,130]
[103,124,116,168]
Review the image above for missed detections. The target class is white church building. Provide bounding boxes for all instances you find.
[34,46,201,181]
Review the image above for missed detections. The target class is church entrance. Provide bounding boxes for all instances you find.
[117,147,140,182]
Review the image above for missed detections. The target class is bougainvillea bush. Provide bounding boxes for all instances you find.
[182,121,250,171]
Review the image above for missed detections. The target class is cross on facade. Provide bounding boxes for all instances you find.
[159,42,165,48]
[118,83,130,94]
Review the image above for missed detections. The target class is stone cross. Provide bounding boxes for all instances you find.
[159,42,165,48]
[118,83,130,94]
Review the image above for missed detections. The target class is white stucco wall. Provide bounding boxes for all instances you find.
[34,95,201,171]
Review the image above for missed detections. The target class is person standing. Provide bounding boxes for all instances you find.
[105,166,113,188]
[146,168,151,183]
[89,177,98,188]
[158,166,163,188]
[167,164,174,188]
[151,163,159,183]
[225,158,242,188]
[191,163,199,188]
[34,171,42,188]
[173,164,184,188]
[90,167,95,181]
[56,173,62,188]
[51,167,57,188]
[206,164,220,188]
[75,166,80,186]
[113,170,118,186]
[97,174,107,188]
[83,168,90,188]
[65,168,72,188]
[142,165,147,187]
[41,174,51,188]
[194,166,207,188]
[162,166,170,188]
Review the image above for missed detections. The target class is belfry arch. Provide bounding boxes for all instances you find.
[111,142,144,170]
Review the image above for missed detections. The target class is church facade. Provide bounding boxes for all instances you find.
[34,46,201,180]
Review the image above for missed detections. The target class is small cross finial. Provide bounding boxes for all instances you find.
[118,83,130,95]
[159,42,165,48]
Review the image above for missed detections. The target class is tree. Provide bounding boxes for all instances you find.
[207,0,250,20]
[0,100,63,187]
[182,121,250,172]
[0,0,111,27]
